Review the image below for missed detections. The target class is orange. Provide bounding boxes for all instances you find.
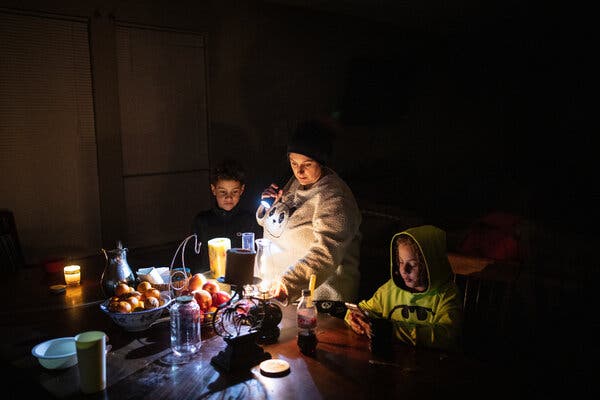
[144,288,161,300]
[108,300,120,312]
[144,297,160,309]
[117,301,132,313]
[115,283,131,297]
[126,296,140,309]
[137,281,152,293]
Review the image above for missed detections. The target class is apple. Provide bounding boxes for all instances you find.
[188,273,207,292]
[202,279,220,295]
[212,290,231,307]
[192,289,212,312]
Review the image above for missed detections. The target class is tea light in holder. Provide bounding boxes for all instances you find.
[64,265,81,286]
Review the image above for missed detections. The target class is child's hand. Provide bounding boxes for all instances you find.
[348,310,371,337]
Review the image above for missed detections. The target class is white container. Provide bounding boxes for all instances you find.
[32,337,78,369]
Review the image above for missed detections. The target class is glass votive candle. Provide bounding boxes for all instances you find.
[64,265,81,286]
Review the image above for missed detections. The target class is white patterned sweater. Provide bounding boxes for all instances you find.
[256,167,362,302]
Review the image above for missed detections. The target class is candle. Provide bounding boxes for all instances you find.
[64,265,81,286]
[207,238,231,279]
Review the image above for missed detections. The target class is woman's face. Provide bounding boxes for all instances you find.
[211,179,244,211]
[289,152,322,186]
[397,243,427,292]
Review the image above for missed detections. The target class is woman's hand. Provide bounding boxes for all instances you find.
[347,309,371,337]
[261,183,283,203]
[270,280,289,306]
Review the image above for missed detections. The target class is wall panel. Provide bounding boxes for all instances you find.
[0,11,101,263]
[116,25,210,248]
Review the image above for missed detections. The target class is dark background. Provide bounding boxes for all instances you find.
[0,1,596,392]
[0,0,596,261]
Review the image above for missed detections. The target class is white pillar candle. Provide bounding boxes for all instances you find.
[64,265,81,286]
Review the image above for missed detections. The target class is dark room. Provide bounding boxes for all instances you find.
[1,0,595,398]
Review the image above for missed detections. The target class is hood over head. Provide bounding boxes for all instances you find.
[390,225,453,294]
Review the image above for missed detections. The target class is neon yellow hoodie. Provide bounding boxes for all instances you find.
[347,225,463,351]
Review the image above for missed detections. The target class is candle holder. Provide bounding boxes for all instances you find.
[210,284,283,372]
[64,265,81,286]
[207,237,230,280]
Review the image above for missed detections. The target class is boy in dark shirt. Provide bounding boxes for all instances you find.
[190,160,261,273]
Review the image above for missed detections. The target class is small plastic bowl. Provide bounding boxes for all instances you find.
[31,337,78,369]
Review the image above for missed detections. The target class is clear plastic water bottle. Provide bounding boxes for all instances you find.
[297,289,318,356]
[170,295,201,357]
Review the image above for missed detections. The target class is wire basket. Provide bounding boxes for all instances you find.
[167,234,201,298]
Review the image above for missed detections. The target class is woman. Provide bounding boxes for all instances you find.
[257,119,362,302]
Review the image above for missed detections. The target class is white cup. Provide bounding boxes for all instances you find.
[75,331,107,393]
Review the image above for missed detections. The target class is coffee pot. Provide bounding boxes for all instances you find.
[101,240,136,297]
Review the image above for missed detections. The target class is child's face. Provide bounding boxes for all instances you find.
[397,243,427,292]
[211,179,244,211]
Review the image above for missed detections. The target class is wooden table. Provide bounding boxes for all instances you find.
[0,260,518,399]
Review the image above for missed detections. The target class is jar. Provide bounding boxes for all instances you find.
[170,295,201,357]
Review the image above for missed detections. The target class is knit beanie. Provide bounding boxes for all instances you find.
[286,119,335,165]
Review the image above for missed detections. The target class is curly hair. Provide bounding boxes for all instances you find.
[210,160,246,185]
[393,234,428,286]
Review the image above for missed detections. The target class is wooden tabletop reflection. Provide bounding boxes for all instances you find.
[1,262,513,399]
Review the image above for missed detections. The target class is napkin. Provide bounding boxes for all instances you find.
[136,267,165,285]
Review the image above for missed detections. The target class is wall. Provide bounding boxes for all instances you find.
[0,0,595,264]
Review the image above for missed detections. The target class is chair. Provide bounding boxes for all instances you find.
[449,252,521,362]
[357,208,423,301]
[0,209,25,272]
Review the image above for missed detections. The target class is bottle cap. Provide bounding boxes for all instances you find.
[176,295,194,303]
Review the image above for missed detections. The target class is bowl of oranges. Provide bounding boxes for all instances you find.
[100,281,172,332]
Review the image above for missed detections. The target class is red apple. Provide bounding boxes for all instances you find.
[192,289,212,312]
[212,290,231,307]
[202,279,220,295]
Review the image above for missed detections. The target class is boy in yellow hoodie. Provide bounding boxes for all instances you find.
[346,225,463,351]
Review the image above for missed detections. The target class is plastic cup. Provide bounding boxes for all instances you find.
[242,232,255,251]
[369,318,393,359]
[75,331,107,393]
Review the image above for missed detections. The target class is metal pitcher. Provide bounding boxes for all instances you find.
[100,240,136,297]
